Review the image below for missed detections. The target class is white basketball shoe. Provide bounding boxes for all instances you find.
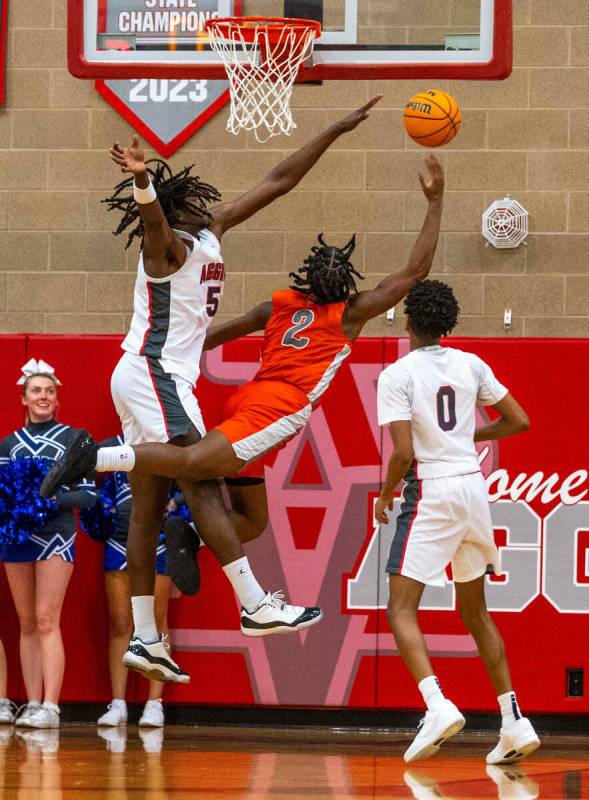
[404,699,465,763]
[240,591,322,637]
[486,717,540,765]
[123,634,189,684]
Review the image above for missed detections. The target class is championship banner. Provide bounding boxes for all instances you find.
[1,335,588,715]
[0,1,8,104]
[94,1,239,156]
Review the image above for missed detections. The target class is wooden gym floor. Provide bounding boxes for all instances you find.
[1,724,588,799]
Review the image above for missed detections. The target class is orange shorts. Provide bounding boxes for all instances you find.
[215,380,312,479]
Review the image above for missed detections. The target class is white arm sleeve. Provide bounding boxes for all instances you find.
[377,365,412,425]
[472,355,508,406]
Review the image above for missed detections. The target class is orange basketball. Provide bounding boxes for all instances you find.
[403,89,462,148]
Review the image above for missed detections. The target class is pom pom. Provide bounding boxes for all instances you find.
[80,474,117,543]
[0,458,60,546]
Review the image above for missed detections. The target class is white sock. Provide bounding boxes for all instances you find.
[131,595,158,643]
[42,701,60,714]
[418,675,446,712]
[188,522,204,548]
[498,691,522,726]
[222,557,265,614]
[96,445,136,473]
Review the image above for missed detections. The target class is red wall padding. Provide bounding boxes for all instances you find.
[0,335,588,713]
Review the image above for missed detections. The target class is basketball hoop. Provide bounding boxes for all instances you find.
[205,17,321,143]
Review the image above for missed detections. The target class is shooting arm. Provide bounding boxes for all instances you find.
[208,97,382,236]
[474,393,530,442]
[203,302,272,351]
[343,156,444,336]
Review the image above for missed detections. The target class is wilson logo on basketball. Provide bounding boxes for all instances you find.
[200,263,225,283]
[406,101,432,115]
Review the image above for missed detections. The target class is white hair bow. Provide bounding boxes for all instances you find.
[17,358,62,386]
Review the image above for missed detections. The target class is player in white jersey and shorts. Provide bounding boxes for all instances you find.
[375,280,540,766]
[55,98,381,684]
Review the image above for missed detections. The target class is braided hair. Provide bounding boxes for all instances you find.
[289,234,363,305]
[404,279,460,339]
[102,160,222,249]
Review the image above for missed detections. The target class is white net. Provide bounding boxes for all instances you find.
[482,196,529,249]
[207,18,319,144]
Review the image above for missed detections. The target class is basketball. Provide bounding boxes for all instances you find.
[403,89,462,148]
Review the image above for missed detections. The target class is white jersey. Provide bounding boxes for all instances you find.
[122,228,224,386]
[377,346,508,479]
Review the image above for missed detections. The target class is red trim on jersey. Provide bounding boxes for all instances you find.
[139,282,153,356]
[145,357,170,440]
[399,480,423,572]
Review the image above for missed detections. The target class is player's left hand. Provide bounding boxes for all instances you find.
[374,495,393,524]
[419,155,445,203]
[335,95,383,132]
[110,135,147,175]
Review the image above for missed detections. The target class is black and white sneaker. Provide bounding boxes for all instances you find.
[240,591,323,637]
[40,429,97,498]
[122,634,190,684]
[164,517,201,596]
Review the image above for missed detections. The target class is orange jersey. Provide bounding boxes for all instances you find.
[254,290,353,404]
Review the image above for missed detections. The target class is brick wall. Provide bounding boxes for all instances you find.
[1,0,588,337]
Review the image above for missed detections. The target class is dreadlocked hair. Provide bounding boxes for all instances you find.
[289,233,363,305]
[102,159,222,249]
[404,279,460,339]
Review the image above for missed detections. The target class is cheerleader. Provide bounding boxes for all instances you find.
[0,360,95,728]
[96,436,170,729]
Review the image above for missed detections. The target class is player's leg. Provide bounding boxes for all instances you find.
[388,575,465,764]
[122,473,189,685]
[225,478,269,544]
[98,570,132,726]
[40,427,242,494]
[386,476,465,763]
[452,473,540,765]
[176,470,321,635]
[387,574,431,681]
[455,576,539,764]
[454,575,511,694]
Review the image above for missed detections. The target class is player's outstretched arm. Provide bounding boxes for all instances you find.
[374,421,414,524]
[342,155,444,339]
[474,394,530,442]
[207,96,383,237]
[110,136,186,278]
[202,302,273,352]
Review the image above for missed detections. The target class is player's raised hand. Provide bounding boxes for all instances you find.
[335,95,383,132]
[374,495,393,525]
[109,135,147,175]
[419,155,445,203]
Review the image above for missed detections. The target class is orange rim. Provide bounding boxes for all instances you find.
[205,16,322,44]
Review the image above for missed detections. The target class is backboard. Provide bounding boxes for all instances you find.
[69,0,512,81]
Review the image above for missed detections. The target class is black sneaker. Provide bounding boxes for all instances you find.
[164,517,201,596]
[40,429,98,498]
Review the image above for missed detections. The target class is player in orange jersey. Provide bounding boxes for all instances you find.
[42,155,444,576]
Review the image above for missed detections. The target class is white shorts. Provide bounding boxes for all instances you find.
[111,352,206,446]
[386,471,500,586]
